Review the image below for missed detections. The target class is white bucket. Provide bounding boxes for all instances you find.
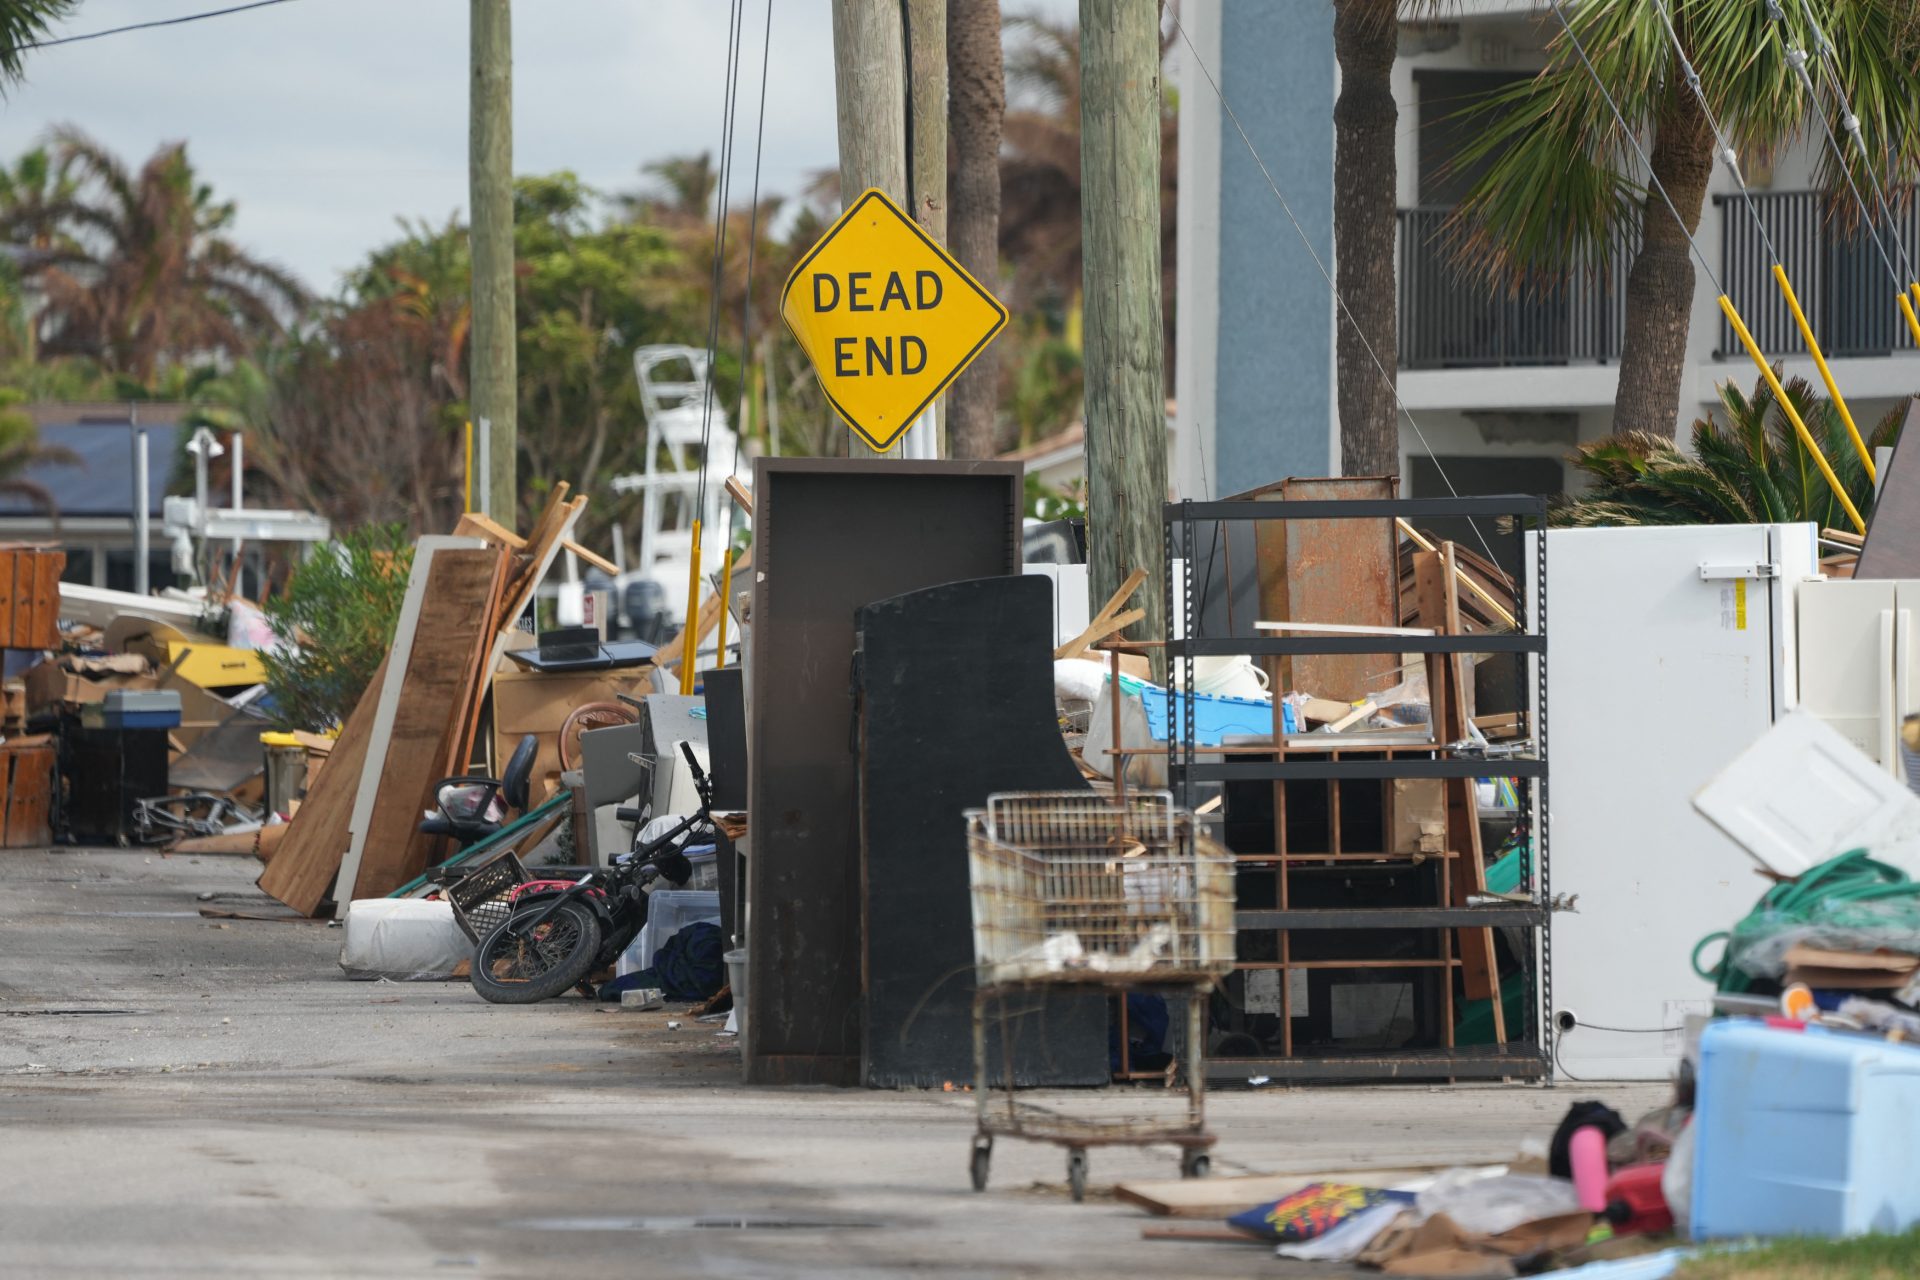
[724,947,748,1047]
[1177,655,1270,701]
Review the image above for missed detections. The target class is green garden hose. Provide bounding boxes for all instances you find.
[1692,850,1920,994]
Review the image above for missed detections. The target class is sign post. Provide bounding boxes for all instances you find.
[781,188,1008,455]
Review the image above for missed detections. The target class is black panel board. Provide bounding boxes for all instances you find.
[746,459,1022,1086]
[701,667,748,945]
[854,576,1107,1088]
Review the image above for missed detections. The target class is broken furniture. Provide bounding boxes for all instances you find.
[1166,493,1550,1083]
[966,790,1234,1201]
[0,736,54,847]
[853,575,1107,1088]
[745,457,1024,1086]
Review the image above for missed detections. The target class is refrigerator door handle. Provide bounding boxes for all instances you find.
[1898,609,1914,780]
[1880,609,1900,776]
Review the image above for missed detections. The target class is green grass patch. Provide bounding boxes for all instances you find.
[1675,1228,1920,1279]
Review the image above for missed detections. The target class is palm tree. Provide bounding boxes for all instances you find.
[1554,373,1905,529]
[998,12,1176,448]
[29,130,310,382]
[618,153,720,227]
[947,0,1008,460]
[1332,0,1399,477]
[1447,0,1920,439]
[0,1,75,88]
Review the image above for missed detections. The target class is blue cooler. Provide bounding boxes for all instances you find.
[1692,1018,1920,1239]
[81,689,183,731]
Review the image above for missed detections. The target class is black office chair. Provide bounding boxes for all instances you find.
[418,733,539,847]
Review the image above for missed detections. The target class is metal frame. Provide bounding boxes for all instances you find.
[1163,494,1552,1084]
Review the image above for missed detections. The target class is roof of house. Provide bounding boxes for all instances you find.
[0,413,185,520]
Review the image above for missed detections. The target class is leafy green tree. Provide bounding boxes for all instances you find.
[1449,0,1920,439]
[257,525,415,732]
[1555,373,1906,528]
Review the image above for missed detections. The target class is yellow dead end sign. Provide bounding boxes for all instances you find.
[781,188,1009,451]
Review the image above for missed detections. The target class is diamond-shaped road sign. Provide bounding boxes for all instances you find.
[781,188,1009,451]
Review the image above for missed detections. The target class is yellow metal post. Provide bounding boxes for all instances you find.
[714,548,735,669]
[1719,295,1866,534]
[1772,265,1874,480]
[1902,288,1920,350]
[679,519,703,696]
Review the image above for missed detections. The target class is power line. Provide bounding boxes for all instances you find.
[19,0,298,51]
[1164,8,1503,573]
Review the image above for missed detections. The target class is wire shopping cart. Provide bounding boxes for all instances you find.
[966,790,1234,1200]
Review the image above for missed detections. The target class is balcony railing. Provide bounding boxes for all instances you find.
[1717,189,1920,359]
[1397,207,1634,370]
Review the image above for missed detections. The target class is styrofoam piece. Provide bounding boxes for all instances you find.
[1692,710,1920,877]
[337,898,470,979]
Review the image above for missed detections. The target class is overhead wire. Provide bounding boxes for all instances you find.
[1773,0,1920,347]
[716,0,777,672]
[1163,9,1506,575]
[17,0,297,49]
[1540,0,1863,532]
[680,0,749,693]
[1653,0,1874,479]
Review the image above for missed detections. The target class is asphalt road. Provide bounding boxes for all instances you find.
[0,847,1669,1278]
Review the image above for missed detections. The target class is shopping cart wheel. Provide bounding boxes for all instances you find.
[1066,1148,1088,1202]
[970,1136,992,1192]
[1181,1150,1210,1180]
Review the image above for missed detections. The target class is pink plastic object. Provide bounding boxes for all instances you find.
[1569,1125,1609,1213]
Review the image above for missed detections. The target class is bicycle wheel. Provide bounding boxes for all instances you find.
[470,899,602,1004]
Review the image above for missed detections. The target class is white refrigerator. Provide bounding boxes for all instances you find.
[1535,523,1819,1080]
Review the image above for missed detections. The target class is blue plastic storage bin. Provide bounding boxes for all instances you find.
[615,889,720,979]
[1133,684,1273,747]
[1692,1019,1920,1239]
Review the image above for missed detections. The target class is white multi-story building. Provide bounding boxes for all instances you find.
[1174,1,1920,506]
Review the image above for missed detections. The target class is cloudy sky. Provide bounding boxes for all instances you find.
[3,0,1060,296]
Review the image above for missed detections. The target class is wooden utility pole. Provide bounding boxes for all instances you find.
[831,0,908,458]
[907,0,947,454]
[946,0,1005,461]
[470,0,517,516]
[1079,0,1168,669]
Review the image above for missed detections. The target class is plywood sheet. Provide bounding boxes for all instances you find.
[351,545,507,899]
[256,652,390,915]
[1232,476,1398,702]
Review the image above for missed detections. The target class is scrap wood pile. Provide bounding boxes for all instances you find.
[257,485,607,917]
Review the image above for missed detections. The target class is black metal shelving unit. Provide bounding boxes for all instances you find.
[1163,495,1551,1084]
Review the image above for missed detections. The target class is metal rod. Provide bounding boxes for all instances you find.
[1772,265,1874,478]
[133,424,150,596]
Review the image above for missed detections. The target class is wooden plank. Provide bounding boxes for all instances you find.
[452,511,528,549]
[256,651,390,915]
[0,550,15,648]
[1238,476,1398,701]
[1416,545,1501,1011]
[1255,620,1435,637]
[172,831,262,855]
[3,744,54,847]
[0,747,13,847]
[400,546,512,874]
[344,542,501,903]
[31,551,61,649]
[11,552,34,648]
[561,539,619,576]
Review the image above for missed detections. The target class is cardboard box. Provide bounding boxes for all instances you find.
[490,666,655,794]
[1391,777,1447,854]
[25,662,158,713]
